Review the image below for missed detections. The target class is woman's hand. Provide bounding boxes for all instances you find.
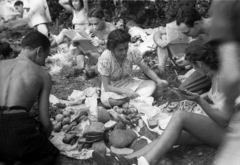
[124,89,140,99]
[175,57,190,67]
[179,90,201,102]
[156,79,169,89]
[90,38,101,47]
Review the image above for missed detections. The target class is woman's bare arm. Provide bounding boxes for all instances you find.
[197,98,233,128]
[59,0,72,12]
[83,0,88,11]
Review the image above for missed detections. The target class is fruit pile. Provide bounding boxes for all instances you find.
[111,102,142,126]
[49,106,63,118]
[51,108,75,132]
[50,102,154,156]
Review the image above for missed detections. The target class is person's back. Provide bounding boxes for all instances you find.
[0,30,59,165]
[0,58,44,109]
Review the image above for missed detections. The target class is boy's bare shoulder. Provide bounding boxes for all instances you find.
[7,59,51,80]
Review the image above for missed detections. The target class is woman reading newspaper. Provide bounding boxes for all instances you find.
[51,0,89,47]
[73,8,116,74]
[98,29,168,108]
[93,39,233,165]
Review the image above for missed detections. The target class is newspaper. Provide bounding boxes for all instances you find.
[72,30,99,54]
[166,21,190,44]
[165,21,190,58]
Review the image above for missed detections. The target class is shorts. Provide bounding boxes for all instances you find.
[0,112,59,164]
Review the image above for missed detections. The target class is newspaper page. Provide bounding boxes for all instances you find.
[166,21,190,58]
[166,21,190,44]
[72,30,98,54]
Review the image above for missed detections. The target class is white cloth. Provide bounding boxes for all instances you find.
[27,0,52,27]
[138,156,149,165]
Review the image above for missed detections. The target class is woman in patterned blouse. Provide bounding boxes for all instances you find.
[98,29,168,107]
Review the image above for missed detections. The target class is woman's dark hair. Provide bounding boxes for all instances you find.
[21,30,50,52]
[69,0,84,10]
[88,8,104,19]
[185,40,219,70]
[176,6,201,27]
[106,29,131,50]
[0,41,12,59]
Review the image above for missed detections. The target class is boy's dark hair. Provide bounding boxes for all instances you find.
[185,39,219,71]
[69,0,84,10]
[14,1,23,6]
[107,29,131,50]
[21,30,50,52]
[0,41,12,59]
[166,0,197,23]
[88,8,104,19]
[176,6,201,27]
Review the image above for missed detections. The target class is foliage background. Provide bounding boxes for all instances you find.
[47,0,211,33]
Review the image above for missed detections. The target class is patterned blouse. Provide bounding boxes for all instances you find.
[98,47,143,87]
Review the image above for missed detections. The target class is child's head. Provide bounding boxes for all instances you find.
[185,39,219,75]
[14,1,24,14]
[0,41,12,60]
[69,0,84,11]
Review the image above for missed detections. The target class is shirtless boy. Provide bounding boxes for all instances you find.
[0,30,59,165]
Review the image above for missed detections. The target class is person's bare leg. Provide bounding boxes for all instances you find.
[135,80,156,97]
[126,111,226,165]
[124,120,202,159]
[75,48,85,70]
[144,111,225,165]
[109,98,130,107]
[76,55,85,70]
[51,29,73,47]
[157,46,168,73]
[124,130,202,161]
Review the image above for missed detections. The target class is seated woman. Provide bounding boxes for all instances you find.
[51,0,89,47]
[98,29,168,108]
[0,41,12,60]
[74,8,116,71]
[93,40,233,165]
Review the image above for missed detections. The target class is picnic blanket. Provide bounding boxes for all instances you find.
[49,92,172,159]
